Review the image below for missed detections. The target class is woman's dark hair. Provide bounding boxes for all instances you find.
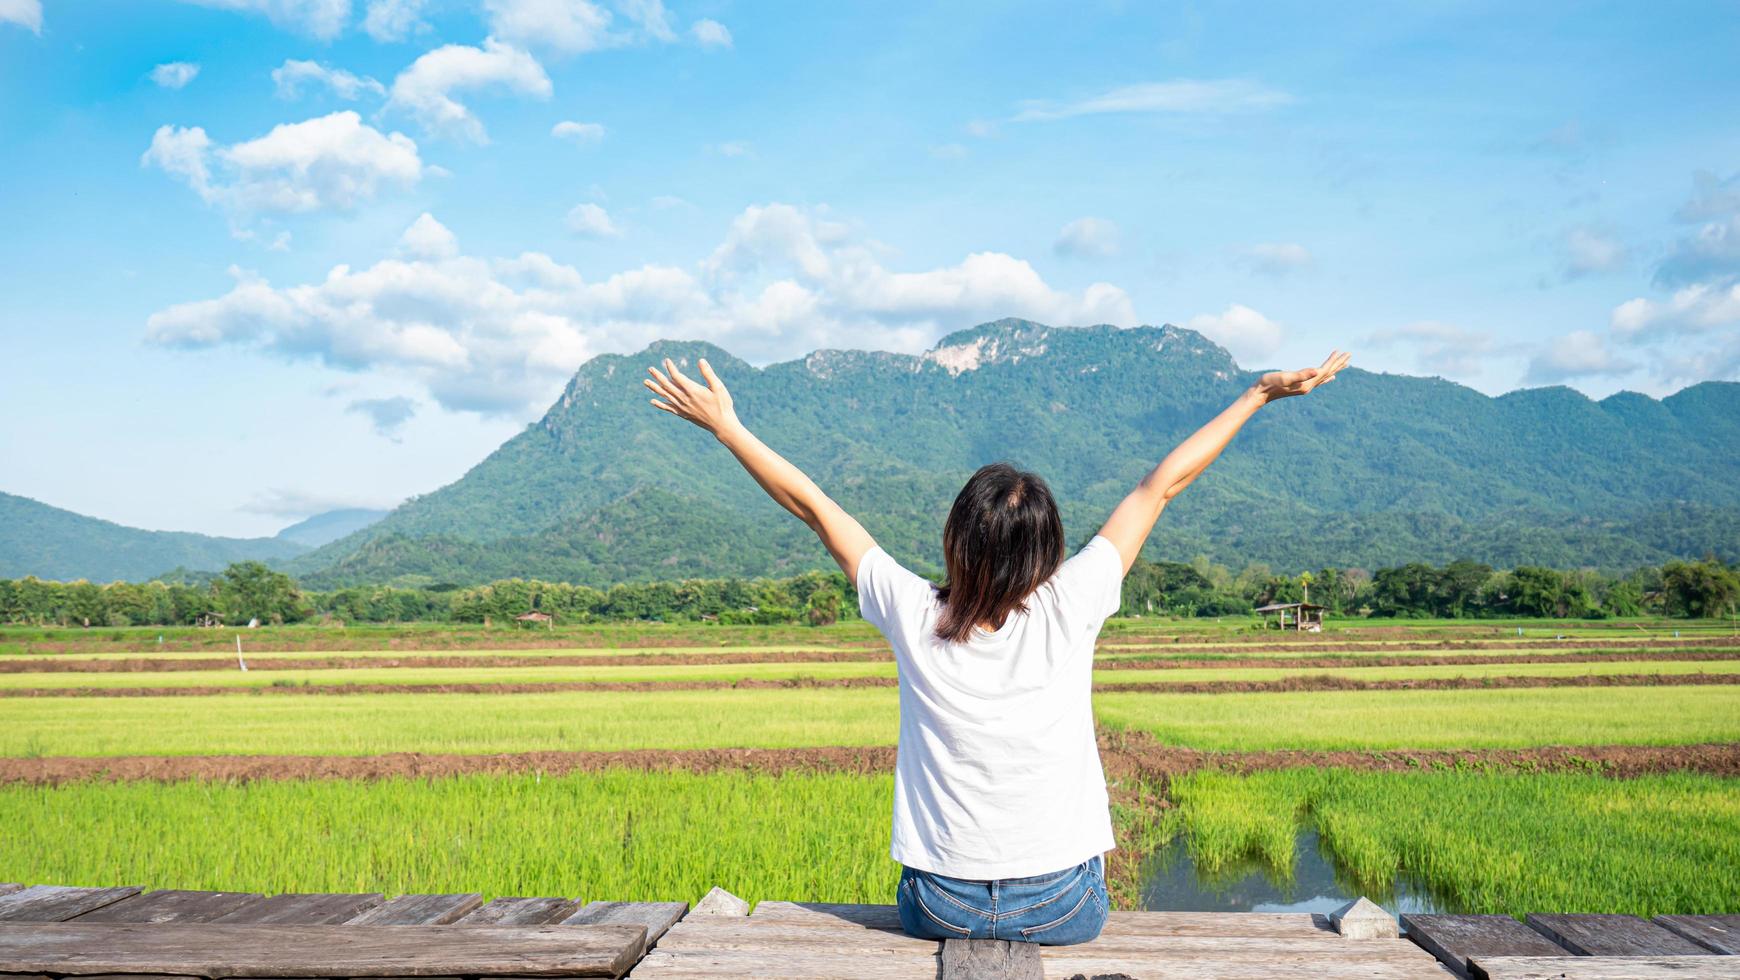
[934,462,1066,643]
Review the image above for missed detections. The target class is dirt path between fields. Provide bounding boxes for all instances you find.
[6,670,1740,699]
[7,643,1739,674]
[5,736,1737,785]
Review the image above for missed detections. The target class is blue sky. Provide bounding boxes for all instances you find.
[2,0,1738,537]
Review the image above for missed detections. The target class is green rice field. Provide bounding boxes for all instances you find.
[4,616,1737,914]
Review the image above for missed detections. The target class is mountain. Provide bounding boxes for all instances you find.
[282,318,1740,586]
[275,508,390,548]
[0,492,309,583]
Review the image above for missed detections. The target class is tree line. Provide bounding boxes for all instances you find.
[1,555,1736,628]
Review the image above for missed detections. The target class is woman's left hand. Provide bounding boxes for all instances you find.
[645,357,741,437]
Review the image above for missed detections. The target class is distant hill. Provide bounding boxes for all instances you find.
[0,492,308,583]
[291,319,1740,587]
[275,508,390,548]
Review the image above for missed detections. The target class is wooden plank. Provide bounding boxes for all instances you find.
[941,938,1041,980]
[1472,955,1740,980]
[1403,914,1574,978]
[562,902,688,948]
[1096,910,1335,938]
[347,894,484,926]
[0,885,142,922]
[76,890,265,924]
[747,901,901,930]
[1525,914,1711,956]
[0,922,644,978]
[0,884,22,897]
[628,948,940,979]
[1042,954,1453,979]
[653,919,941,954]
[456,897,580,926]
[213,893,384,925]
[1654,914,1740,955]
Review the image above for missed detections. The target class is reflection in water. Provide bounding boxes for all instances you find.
[1139,828,1447,919]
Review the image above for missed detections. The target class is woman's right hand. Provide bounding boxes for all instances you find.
[645,357,742,438]
[1254,350,1350,404]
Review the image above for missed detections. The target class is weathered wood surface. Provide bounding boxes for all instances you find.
[941,938,1042,980]
[0,922,645,978]
[0,884,21,898]
[347,893,484,926]
[0,885,142,922]
[562,902,689,948]
[75,890,266,924]
[1403,914,1574,978]
[1654,914,1740,955]
[628,949,943,979]
[213,892,385,925]
[1524,914,1711,956]
[652,918,941,954]
[457,897,581,926]
[1472,955,1740,980]
[1040,954,1452,979]
[745,904,1337,939]
[747,901,902,929]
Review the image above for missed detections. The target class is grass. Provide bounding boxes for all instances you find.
[0,771,900,905]
[5,658,1737,691]
[9,685,1739,757]
[1167,768,1740,916]
[1094,686,1740,751]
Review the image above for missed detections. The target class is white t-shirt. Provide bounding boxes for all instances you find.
[856,534,1124,880]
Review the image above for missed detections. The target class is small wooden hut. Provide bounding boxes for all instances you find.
[1254,601,1325,632]
[515,610,554,629]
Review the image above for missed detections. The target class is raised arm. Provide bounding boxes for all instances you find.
[644,357,877,584]
[1097,351,1351,573]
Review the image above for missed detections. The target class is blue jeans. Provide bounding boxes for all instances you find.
[897,855,1108,945]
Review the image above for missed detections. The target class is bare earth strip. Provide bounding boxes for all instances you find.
[5,671,1740,699]
[7,644,1739,674]
[5,736,1738,784]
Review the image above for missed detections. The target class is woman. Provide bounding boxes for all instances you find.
[644,347,1350,944]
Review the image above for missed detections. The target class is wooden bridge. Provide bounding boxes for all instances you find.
[1,882,1736,979]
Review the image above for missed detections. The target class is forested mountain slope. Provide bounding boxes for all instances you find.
[290,319,1740,586]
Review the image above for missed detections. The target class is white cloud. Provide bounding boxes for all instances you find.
[0,0,42,33]
[619,0,674,41]
[566,202,620,237]
[1367,320,1505,378]
[552,120,605,144]
[964,119,997,138]
[146,206,1136,414]
[1014,79,1292,122]
[1236,242,1313,276]
[483,0,614,54]
[711,140,752,158]
[273,59,385,100]
[151,62,201,89]
[1562,226,1626,279]
[690,17,730,48]
[178,0,350,39]
[650,194,690,210]
[1525,329,1636,384]
[243,486,398,518]
[930,143,967,160]
[386,38,552,143]
[399,211,458,259]
[361,0,425,40]
[143,110,425,216]
[1611,283,1740,338]
[1186,304,1283,363]
[347,396,418,439]
[1054,217,1120,259]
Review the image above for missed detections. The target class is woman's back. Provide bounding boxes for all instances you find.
[857,534,1123,880]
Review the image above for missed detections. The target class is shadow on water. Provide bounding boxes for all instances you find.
[1139,827,1451,919]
